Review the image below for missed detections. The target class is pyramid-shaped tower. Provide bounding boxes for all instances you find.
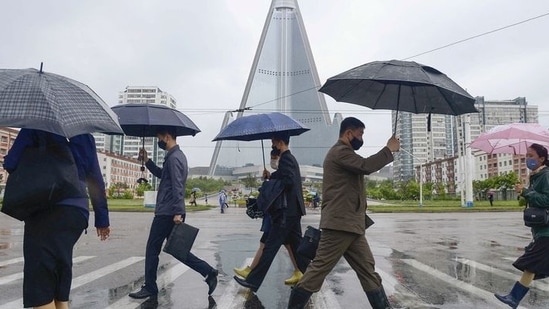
[209,0,341,176]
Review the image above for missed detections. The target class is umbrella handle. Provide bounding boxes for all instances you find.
[261,140,266,169]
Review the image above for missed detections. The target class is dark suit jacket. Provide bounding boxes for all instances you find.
[270,150,306,217]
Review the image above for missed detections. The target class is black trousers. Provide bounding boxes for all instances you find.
[245,215,308,288]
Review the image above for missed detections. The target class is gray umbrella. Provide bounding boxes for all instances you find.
[319,60,477,132]
[0,64,123,138]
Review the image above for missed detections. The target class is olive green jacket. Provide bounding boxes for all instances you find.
[521,166,549,239]
[319,140,393,235]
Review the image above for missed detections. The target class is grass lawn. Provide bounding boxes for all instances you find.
[103,199,215,212]
[368,199,524,213]
[102,198,524,213]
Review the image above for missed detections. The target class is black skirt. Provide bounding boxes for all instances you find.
[513,236,549,280]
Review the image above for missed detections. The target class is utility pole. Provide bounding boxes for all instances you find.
[464,114,474,207]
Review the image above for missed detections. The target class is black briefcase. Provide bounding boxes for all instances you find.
[163,223,199,262]
[297,226,321,260]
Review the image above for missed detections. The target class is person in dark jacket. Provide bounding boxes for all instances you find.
[3,128,110,309]
[287,117,400,309]
[234,132,308,292]
[129,127,218,300]
[495,143,549,308]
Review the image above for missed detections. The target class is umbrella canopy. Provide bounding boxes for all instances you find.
[212,112,309,141]
[0,66,123,138]
[111,103,200,137]
[469,123,549,155]
[319,60,477,132]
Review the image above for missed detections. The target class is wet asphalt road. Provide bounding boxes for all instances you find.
[1,206,548,309]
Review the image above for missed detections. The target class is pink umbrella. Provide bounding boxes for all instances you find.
[470,123,549,155]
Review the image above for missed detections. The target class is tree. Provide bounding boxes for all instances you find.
[242,174,259,191]
[136,182,152,197]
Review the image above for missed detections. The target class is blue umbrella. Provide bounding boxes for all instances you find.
[212,112,309,142]
[212,112,309,167]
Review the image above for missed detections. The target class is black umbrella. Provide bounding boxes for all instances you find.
[0,64,123,137]
[319,59,478,132]
[111,103,201,183]
[212,112,309,167]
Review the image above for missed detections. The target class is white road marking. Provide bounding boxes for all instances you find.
[105,261,190,309]
[456,257,549,291]
[0,256,95,286]
[216,258,253,309]
[0,256,143,309]
[402,259,528,309]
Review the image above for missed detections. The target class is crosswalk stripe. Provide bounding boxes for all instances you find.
[105,261,190,309]
[455,257,549,291]
[0,256,143,309]
[216,258,253,309]
[0,256,95,286]
[402,259,528,309]
[0,257,24,268]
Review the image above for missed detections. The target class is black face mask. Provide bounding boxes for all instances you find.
[350,137,363,150]
[158,140,167,150]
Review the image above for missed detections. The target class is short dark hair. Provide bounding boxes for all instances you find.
[339,117,365,137]
[529,143,549,166]
[156,126,177,139]
[272,132,290,145]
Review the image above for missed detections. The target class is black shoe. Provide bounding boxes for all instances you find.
[206,269,219,295]
[129,287,156,299]
[233,275,259,292]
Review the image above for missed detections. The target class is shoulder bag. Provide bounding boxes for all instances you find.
[523,207,549,227]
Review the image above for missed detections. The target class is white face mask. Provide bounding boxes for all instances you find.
[270,159,279,170]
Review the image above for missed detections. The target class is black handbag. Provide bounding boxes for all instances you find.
[163,223,199,262]
[245,197,263,219]
[523,207,549,227]
[1,134,83,221]
[297,225,321,260]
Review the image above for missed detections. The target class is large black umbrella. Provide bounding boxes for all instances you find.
[0,64,123,137]
[212,112,309,167]
[319,59,478,132]
[111,103,201,183]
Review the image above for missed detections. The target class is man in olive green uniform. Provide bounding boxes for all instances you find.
[288,117,400,309]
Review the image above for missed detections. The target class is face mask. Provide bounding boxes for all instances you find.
[270,159,279,170]
[157,140,167,150]
[526,158,539,170]
[350,137,364,151]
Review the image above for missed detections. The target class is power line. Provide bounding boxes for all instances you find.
[403,12,549,60]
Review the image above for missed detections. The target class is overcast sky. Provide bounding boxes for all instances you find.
[1,0,549,167]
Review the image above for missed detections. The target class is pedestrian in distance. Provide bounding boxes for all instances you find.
[129,127,218,300]
[488,191,494,206]
[219,190,227,213]
[234,132,309,292]
[494,143,549,309]
[3,129,111,309]
[287,117,400,309]
[233,147,303,285]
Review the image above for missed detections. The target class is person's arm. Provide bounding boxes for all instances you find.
[145,159,162,178]
[3,129,34,173]
[522,174,549,208]
[338,146,393,175]
[169,156,185,215]
[271,153,294,188]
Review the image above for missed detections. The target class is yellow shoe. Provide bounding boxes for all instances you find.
[284,270,303,285]
[233,265,251,279]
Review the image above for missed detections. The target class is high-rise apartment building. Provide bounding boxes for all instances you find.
[393,97,538,185]
[95,86,178,188]
[208,0,341,176]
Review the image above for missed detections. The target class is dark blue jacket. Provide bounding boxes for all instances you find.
[3,129,109,227]
[145,145,186,216]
